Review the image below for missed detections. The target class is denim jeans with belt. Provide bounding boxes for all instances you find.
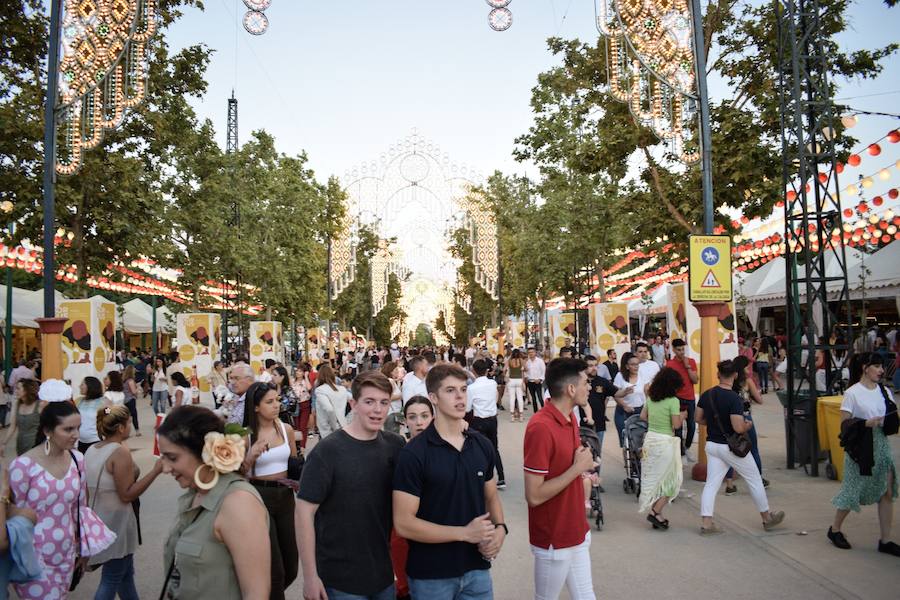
[408,569,493,600]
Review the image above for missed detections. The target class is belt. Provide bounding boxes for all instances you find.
[249,478,286,488]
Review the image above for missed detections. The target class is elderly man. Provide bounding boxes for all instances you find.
[225,362,256,424]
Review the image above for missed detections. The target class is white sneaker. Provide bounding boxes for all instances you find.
[683,450,695,463]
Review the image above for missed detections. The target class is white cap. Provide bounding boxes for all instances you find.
[39,379,73,403]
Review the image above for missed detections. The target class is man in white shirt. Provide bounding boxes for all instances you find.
[467,359,506,488]
[636,341,660,382]
[524,347,547,413]
[257,358,276,382]
[7,360,36,391]
[225,362,255,424]
[390,343,400,362]
[651,336,667,366]
[464,345,476,367]
[401,355,429,403]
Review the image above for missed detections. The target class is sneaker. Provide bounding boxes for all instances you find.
[700,523,724,536]
[684,451,696,464]
[725,485,738,496]
[763,510,785,531]
[762,478,770,489]
[497,480,507,490]
[828,527,851,549]
[878,540,900,556]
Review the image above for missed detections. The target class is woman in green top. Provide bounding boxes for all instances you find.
[157,405,270,600]
[638,367,684,530]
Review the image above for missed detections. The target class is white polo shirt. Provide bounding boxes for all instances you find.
[401,371,428,403]
[638,359,660,382]
[467,376,498,418]
[524,357,546,381]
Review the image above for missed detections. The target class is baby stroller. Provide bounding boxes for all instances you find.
[622,414,648,500]
[579,426,604,531]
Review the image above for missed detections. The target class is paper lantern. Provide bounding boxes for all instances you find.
[836,162,844,174]
[873,196,883,207]
[846,184,859,196]
[889,188,899,199]
[868,143,882,156]
[879,169,891,181]
[888,130,900,143]
[841,115,858,129]
[818,172,828,184]
[847,154,861,167]
[858,202,869,213]
[843,208,853,218]
[861,177,874,189]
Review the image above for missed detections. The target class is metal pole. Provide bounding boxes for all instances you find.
[151,294,158,357]
[5,262,13,380]
[42,0,63,318]
[690,0,714,234]
[326,237,333,359]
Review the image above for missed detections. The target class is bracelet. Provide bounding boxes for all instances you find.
[494,522,509,535]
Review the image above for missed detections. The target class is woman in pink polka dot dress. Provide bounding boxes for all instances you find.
[9,399,115,599]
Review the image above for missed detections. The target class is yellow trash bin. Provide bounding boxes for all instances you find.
[816,395,845,481]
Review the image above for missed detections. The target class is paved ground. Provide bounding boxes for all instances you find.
[9,390,896,600]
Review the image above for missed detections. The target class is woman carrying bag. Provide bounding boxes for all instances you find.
[828,352,900,556]
[85,405,163,599]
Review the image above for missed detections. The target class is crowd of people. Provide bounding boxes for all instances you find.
[0,330,894,600]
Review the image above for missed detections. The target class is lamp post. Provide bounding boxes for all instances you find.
[1,201,14,381]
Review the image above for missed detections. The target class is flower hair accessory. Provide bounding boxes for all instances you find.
[194,429,247,491]
[39,379,73,403]
[103,406,112,415]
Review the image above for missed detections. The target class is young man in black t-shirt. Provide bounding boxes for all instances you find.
[696,360,784,535]
[393,363,506,600]
[296,371,404,599]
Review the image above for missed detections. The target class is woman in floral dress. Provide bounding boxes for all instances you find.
[9,390,116,599]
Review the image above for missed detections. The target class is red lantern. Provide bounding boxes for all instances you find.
[848,154,861,166]
[836,162,845,174]
[889,188,899,199]
[888,130,900,143]
[843,208,853,218]
[895,232,900,240]
[879,221,889,230]
[775,200,785,208]
[818,172,828,184]
[786,190,797,202]
[873,196,884,207]
[868,143,882,156]
[858,201,869,213]
[883,235,891,244]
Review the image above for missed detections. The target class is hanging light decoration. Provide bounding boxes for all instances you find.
[595,0,699,163]
[458,192,499,300]
[243,0,272,35]
[841,114,858,129]
[329,215,357,300]
[370,240,391,316]
[486,0,513,31]
[56,0,158,175]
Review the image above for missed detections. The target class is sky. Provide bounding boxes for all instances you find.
[161,0,900,190]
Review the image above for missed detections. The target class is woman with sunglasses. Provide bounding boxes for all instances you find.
[241,382,299,599]
[828,352,900,556]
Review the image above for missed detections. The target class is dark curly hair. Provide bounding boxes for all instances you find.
[157,405,225,460]
[648,366,685,402]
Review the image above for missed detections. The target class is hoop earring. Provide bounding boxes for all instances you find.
[44,439,51,456]
[193,464,219,491]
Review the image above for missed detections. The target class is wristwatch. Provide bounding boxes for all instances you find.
[494,522,509,535]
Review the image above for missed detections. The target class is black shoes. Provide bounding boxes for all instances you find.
[828,527,851,549]
[878,540,900,556]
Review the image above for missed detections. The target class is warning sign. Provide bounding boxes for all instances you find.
[689,235,732,302]
[701,270,720,288]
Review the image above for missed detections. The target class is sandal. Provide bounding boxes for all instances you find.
[647,511,669,530]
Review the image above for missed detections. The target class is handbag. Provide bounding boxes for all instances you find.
[69,450,89,591]
[709,388,752,458]
[879,384,899,436]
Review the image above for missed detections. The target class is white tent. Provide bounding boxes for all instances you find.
[627,284,669,316]
[120,298,176,334]
[0,286,68,328]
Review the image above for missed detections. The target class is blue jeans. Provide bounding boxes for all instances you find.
[408,569,493,600]
[95,554,139,600]
[151,390,168,414]
[756,362,770,391]
[614,404,640,447]
[326,583,395,600]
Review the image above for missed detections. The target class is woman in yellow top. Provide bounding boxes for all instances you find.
[639,367,684,530]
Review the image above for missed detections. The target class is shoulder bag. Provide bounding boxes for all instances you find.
[709,388,752,458]
[878,384,899,436]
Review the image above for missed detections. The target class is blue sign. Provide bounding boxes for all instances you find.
[701,247,719,266]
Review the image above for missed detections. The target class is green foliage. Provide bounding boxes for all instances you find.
[411,323,435,347]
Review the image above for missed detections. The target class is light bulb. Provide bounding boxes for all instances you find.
[846,184,859,196]
[861,177,874,189]
[880,169,891,181]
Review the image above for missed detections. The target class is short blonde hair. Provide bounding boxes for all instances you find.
[97,405,131,439]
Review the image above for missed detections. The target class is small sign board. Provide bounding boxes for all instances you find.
[689,235,733,302]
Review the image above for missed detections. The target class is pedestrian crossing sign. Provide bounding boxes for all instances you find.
[689,234,732,302]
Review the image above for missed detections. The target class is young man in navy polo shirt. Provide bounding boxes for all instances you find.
[524,358,597,600]
[393,362,506,599]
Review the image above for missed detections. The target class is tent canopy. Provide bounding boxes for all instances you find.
[120,299,177,334]
[0,286,68,328]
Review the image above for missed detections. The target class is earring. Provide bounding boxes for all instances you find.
[44,439,51,456]
[193,464,219,491]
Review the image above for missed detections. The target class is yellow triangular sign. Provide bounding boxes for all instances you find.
[701,269,721,288]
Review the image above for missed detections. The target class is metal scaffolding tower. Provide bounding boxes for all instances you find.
[777,0,854,475]
[224,92,243,360]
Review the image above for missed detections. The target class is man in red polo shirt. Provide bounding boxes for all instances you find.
[665,338,698,460]
[523,358,596,600]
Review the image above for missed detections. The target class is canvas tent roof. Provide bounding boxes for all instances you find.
[121,298,176,334]
[0,286,67,328]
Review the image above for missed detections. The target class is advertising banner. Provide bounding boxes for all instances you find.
[549,312,576,358]
[589,302,631,361]
[668,282,739,364]
[59,296,117,396]
[486,328,501,355]
[249,321,284,376]
[176,313,221,406]
[505,318,526,349]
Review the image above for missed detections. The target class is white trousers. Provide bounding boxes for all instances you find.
[531,532,596,600]
[507,378,525,413]
[701,441,769,517]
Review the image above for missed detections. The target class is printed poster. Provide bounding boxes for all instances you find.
[505,318,526,349]
[58,296,117,396]
[589,302,631,360]
[485,328,501,355]
[549,312,576,358]
[668,282,738,365]
[249,321,284,375]
[177,313,221,406]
